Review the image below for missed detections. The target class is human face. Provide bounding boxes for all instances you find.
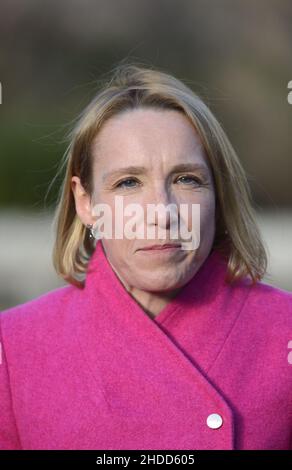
[73,107,216,294]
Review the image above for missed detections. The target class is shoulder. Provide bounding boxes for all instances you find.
[241,278,292,332]
[0,284,78,340]
[247,279,292,311]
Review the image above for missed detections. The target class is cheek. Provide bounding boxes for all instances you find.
[101,238,132,273]
[200,196,216,224]
[180,193,216,231]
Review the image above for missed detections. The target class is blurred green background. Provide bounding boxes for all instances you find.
[1,0,292,309]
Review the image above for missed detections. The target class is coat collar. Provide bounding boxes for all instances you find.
[80,240,252,375]
[72,241,253,449]
[84,240,230,325]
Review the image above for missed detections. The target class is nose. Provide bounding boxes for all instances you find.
[146,185,179,232]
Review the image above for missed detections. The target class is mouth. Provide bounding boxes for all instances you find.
[138,243,182,252]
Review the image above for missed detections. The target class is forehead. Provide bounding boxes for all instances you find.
[91,108,209,172]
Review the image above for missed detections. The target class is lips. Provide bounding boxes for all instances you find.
[139,243,181,251]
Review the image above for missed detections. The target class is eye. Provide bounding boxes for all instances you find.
[175,174,203,185]
[115,177,140,189]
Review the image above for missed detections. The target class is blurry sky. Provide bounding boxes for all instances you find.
[0,0,292,209]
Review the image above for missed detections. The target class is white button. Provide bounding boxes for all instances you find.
[206,413,223,429]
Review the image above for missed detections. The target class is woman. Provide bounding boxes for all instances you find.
[0,63,291,450]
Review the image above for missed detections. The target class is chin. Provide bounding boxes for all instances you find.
[139,285,180,295]
[134,274,184,293]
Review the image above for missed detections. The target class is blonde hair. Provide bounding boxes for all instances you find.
[49,61,268,288]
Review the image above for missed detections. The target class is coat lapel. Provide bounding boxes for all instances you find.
[72,240,252,449]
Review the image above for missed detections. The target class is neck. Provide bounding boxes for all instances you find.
[126,285,182,319]
[107,257,182,319]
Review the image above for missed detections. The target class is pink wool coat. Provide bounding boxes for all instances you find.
[1,240,292,450]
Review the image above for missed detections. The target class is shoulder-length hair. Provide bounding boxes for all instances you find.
[49,62,268,288]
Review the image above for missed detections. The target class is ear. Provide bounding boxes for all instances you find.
[71,176,94,226]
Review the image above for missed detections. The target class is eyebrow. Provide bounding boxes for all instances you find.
[102,163,209,182]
